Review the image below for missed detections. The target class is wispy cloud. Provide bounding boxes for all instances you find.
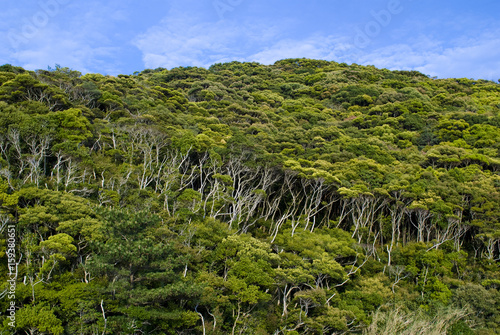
[353,30,500,80]
[133,2,500,81]
[248,35,354,65]
[1,0,498,79]
[133,3,286,69]
[10,29,119,74]
[133,4,358,70]
[0,1,135,74]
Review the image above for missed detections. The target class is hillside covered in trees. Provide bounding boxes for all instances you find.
[0,59,499,334]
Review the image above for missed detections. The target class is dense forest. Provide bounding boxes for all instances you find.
[0,59,499,334]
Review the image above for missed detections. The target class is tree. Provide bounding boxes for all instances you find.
[202,234,278,334]
[13,303,64,335]
[86,208,202,334]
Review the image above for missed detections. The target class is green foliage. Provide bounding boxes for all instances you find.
[1,60,500,334]
[13,303,64,335]
[453,283,500,331]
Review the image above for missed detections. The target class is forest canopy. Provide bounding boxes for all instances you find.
[0,60,499,334]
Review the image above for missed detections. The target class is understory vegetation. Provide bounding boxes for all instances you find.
[0,59,499,334]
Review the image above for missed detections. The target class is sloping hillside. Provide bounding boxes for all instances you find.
[0,60,499,334]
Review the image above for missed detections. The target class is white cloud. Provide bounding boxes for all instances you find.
[133,0,304,69]
[353,31,500,80]
[3,0,498,80]
[10,30,119,74]
[248,35,353,65]
[133,5,355,70]
[0,1,133,74]
[133,3,500,81]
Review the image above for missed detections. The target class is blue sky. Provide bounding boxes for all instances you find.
[1,0,499,80]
